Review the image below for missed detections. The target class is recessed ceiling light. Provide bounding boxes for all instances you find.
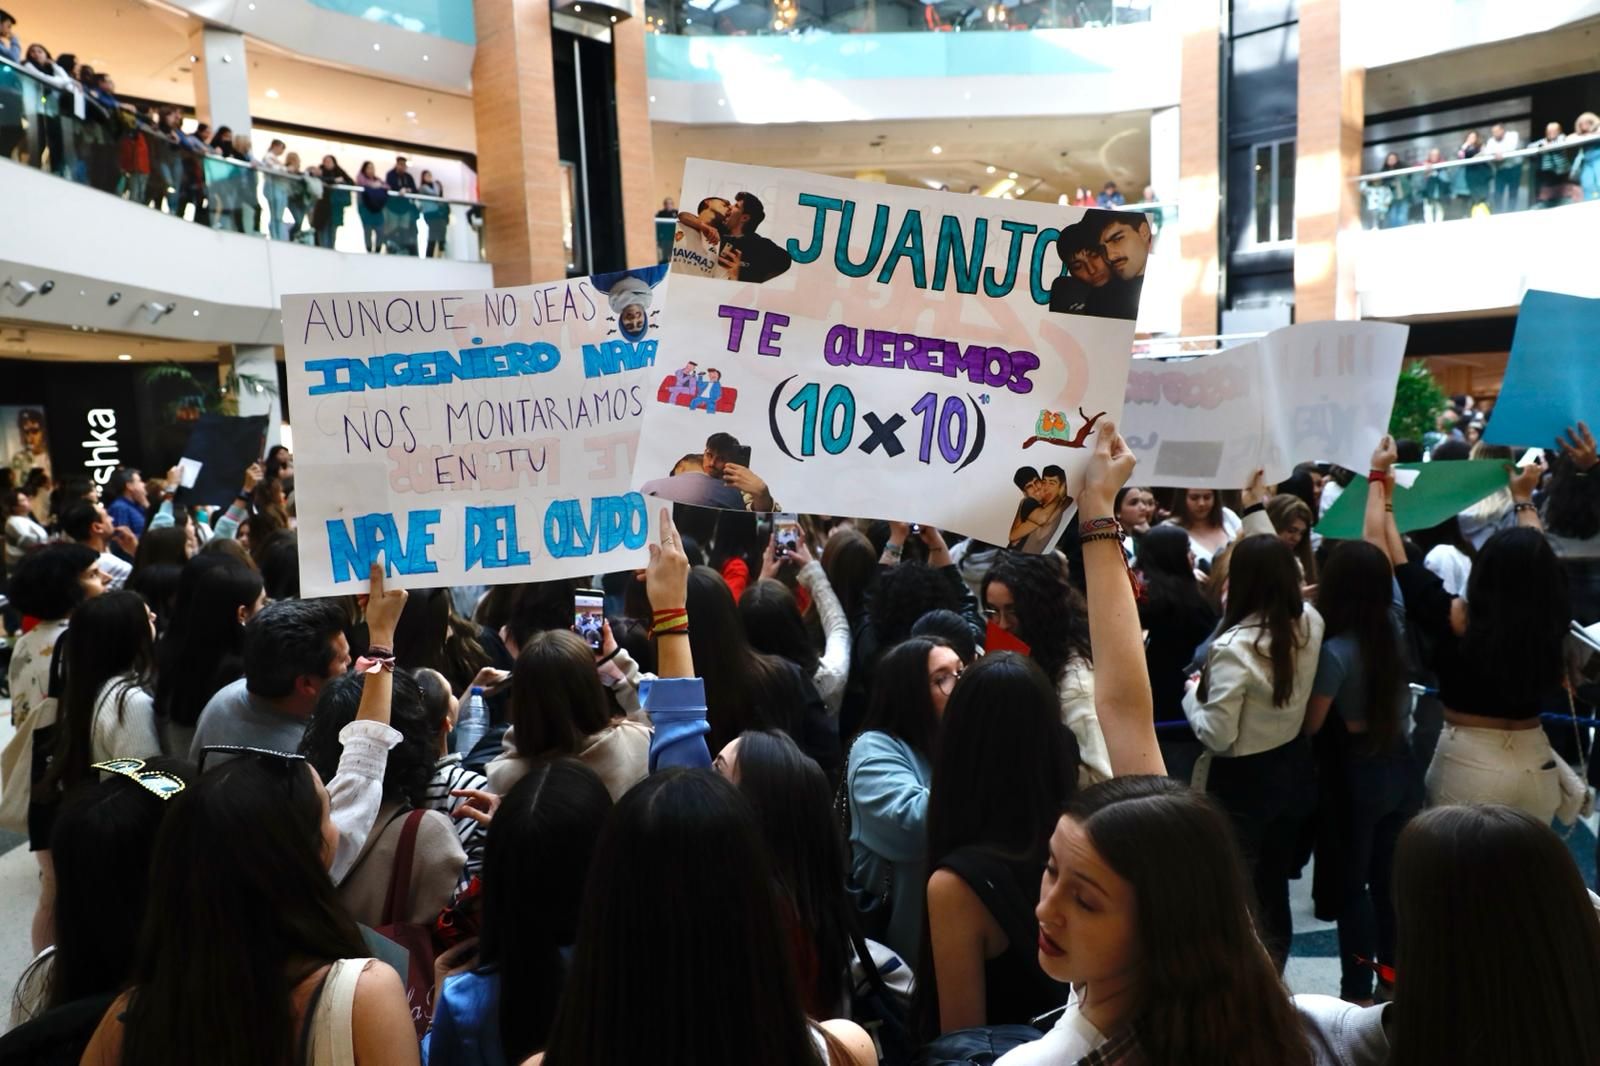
[247,2,255,8]
[649,94,657,103]
[372,42,381,51]
[405,110,416,118]
[422,54,430,61]
[1008,171,1018,179]
[716,98,726,106]
[610,14,617,21]
[931,145,942,155]
[986,165,995,174]
[188,54,198,62]
[265,87,279,98]
[191,309,201,317]
[117,353,132,361]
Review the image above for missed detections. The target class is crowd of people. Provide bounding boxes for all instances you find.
[0,10,456,256]
[1361,116,1600,227]
[1,403,1597,1066]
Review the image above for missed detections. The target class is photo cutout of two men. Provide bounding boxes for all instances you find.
[1048,208,1153,321]
[670,191,794,284]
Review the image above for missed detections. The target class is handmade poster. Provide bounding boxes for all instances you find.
[1484,290,1600,448]
[1316,459,1511,540]
[282,268,664,598]
[634,160,1150,551]
[177,414,268,507]
[1120,321,1409,488]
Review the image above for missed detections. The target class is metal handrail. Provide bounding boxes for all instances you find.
[1353,133,1600,183]
[0,53,483,209]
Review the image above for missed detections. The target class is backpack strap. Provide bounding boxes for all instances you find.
[380,809,426,926]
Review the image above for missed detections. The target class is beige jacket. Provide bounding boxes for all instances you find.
[337,800,465,928]
[486,716,651,802]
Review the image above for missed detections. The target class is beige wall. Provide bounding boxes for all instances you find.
[471,0,570,286]
[1177,4,1221,337]
[1294,0,1365,322]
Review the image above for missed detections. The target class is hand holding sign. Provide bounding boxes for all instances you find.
[1080,420,1137,517]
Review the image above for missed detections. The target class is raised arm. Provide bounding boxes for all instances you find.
[648,507,693,679]
[1364,436,1406,567]
[1508,458,1544,531]
[1078,420,1163,777]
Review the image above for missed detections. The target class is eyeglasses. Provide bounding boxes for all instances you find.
[92,758,187,801]
[931,669,963,695]
[198,745,306,776]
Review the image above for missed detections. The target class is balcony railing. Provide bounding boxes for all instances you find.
[1352,134,1600,230]
[0,56,485,262]
[643,0,1152,35]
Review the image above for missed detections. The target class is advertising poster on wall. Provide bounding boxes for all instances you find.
[0,406,50,485]
[632,160,1148,551]
[282,268,664,598]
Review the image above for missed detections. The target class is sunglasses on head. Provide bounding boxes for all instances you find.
[92,758,187,801]
[198,745,307,776]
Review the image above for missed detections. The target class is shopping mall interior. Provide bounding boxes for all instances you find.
[2,0,1600,1059]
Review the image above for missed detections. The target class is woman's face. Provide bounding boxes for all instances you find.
[311,766,339,870]
[1184,490,1215,520]
[1036,816,1138,986]
[1384,153,1400,169]
[713,736,742,783]
[1117,490,1152,533]
[26,45,46,64]
[322,155,335,170]
[10,491,28,515]
[927,645,963,718]
[1278,519,1307,550]
[983,580,1020,633]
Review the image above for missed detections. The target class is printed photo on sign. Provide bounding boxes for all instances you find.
[1,406,51,484]
[636,159,1147,550]
[282,267,665,598]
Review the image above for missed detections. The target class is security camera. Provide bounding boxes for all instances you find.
[108,292,123,305]
[142,301,177,324]
[2,279,39,306]
[39,280,54,295]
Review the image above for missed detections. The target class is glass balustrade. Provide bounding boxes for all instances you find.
[1352,136,1600,231]
[643,0,1152,35]
[0,57,485,262]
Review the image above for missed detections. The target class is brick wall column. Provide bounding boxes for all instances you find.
[472,0,567,285]
[1294,0,1365,321]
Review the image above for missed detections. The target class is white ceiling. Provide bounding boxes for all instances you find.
[14,0,476,152]
[1366,16,1600,113]
[0,322,228,363]
[652,112,1154,205]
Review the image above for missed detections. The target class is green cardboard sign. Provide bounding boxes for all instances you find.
[1317,460,1512,540]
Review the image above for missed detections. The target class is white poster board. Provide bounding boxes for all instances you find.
[282,269,664,597]
[631,160,1149,552]
[1120,321,1410,487]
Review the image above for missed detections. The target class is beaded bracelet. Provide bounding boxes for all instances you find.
[1079,515,1121,535]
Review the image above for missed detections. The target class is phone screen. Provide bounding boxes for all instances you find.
[731,444,753,469]
[574,589,605,651]
[774,513,800,556]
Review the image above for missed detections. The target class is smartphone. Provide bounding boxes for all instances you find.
[731,444,753,469]
[574,588,605,651]
[774,513,801,556]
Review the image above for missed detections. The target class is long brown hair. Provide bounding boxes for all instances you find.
[1391,806,1600,1066]
[508,629,615,758]
[1202,534,1305,706]
[1069,777,1313,1066]
[1265,493,1317,585]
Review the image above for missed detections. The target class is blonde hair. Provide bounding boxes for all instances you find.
[1577,112,1600,135]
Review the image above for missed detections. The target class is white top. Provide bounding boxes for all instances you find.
[326,719,404,885]
[1319,479,1344,518]
[1058,658,1112,785]
[995,993,1106,1064]
[3,513,48,568]
[798,561,852,715]
[1485,130,1521,154]
[668,223,734,279]
[1183,606,1325,757]
[1173,507,1241,565]
[91,678,161,763]
[1423,544,1472,597]
[98,550,132,591]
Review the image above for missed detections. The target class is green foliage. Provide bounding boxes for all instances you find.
[1388,361,1449,443]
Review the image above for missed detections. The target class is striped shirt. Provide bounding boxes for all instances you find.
[425,755,488,883]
